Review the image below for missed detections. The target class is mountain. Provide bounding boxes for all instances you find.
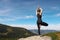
[29,29,60,34]
[0,24,36,39]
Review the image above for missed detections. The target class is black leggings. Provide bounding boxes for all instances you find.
[37,21,48,26]
[37,21,48,35]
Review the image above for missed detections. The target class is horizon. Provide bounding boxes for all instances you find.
[0,0,60,30]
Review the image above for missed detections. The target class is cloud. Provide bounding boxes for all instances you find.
[7,23,60,30]
[1,0,10,3]
[15,15,34,19]
[1,0,9,2]
[13,15,34,19]
[40,24,60,30]
[24,15,34,19]
[7,24,37,29]
[55,13,60,17]
[0,9,10,13]
[0,0,10,6]
[0,17,15,21]
[0,15,34,22]
[0,8,12,16]
[51,6,59,10]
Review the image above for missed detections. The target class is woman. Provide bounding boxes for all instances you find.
[36,8,48,35]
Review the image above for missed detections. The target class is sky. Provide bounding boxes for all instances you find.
[0,0,60,30]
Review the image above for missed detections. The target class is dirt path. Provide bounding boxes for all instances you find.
[18,36,52,40]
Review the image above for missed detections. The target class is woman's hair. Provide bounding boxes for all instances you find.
[37,8,41,12]
[36,8,42,15]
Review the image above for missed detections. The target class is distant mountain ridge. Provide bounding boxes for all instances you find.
[29,29,60,34]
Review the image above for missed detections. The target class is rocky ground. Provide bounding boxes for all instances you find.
[18,35,52,40]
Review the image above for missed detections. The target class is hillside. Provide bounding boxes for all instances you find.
[18,32,60,40]
[0,24,36,40]
[42,32,60,40]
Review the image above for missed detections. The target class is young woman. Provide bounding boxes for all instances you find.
[36,8,48,35]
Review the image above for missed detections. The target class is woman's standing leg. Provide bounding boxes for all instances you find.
[37,23,40,35]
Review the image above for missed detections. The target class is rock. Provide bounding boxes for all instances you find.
[18,36,52,40]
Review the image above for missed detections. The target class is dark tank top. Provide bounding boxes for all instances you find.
[37,14,42,23]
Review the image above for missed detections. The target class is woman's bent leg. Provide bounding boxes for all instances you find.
[41,22,48,26]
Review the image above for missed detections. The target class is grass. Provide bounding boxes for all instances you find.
[42,32,60,40]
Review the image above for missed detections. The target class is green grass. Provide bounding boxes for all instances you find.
[42,32,60,40]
